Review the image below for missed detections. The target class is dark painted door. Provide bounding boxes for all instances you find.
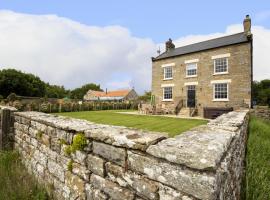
[187,85,196,108]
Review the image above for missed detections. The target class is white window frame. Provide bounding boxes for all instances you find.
[163,66,173,80]
[213,57,229,75]
[186,63,198,77]
[163,87,173,101]
[212,83,229,101]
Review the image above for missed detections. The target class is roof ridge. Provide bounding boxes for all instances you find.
[173,32,244,50]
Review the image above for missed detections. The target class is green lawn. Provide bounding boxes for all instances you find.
[242,116,270,199]
[0,151,48,200]
[57,110,207,137]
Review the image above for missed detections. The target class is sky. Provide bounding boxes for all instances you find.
[0,0,270,93]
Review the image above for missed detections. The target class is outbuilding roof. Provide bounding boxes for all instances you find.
[153,32,251,61]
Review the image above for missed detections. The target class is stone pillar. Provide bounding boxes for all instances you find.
[0,109,12,150]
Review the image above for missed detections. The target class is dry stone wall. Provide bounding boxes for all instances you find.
[11,109,249,200]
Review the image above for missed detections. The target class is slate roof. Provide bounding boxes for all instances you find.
[153,32,251,61]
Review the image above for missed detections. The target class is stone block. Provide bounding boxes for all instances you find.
[56,129,73,144]
[65,171,86,199]
[72,150,87,165]
[51,137,61,153]
[128,151,216,200]
[93,141,126,166]
[31,121,47,132]
[106,162,159,199]
[85,184,108,200]
[48,159,65,182]
[72,162,90,181]
[85,127,166,151]
[158,184,183,200]
[147,126,234,170]
[90,174,134,200]
[87,154,105,177]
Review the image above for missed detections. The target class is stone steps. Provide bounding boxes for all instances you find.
[178,108,190,116]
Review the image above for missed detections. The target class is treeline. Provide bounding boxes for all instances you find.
[0,69,102,100]
[253,79,270,107]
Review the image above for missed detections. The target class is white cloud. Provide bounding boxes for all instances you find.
[0,10,269,95]
[0,10,156,93]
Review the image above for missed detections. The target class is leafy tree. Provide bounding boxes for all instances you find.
[138,91,151,102]
[253,79,270,107]
[0,69,46,98]
[70,83,103,100]
[45,84,69,98]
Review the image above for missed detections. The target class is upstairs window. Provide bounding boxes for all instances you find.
[186,63,197,77]
[214,58,228,74]
[163,87,173,100]
[214,83,228,100]
[164,66,173,79]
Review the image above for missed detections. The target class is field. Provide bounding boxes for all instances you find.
[0,151,48,200]
[242,116,270,199]
[58,110,207,137]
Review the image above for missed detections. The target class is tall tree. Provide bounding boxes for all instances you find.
[70,83,103,99]
[0,69,46,98]
[253,79,270,106]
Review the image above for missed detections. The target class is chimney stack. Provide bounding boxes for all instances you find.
[243,15,252,37]
[105,88,108,94]
[165,38,175,52]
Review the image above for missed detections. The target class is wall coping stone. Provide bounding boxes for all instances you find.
[146,110,249,170]
[15,111,167,151]
[0,105,17,111]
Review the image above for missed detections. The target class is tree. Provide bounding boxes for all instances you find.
[138,91,151,102]
[70,83,103,100]
[45,83,69,98]
[0,69,46,98]
[253,79,270,107]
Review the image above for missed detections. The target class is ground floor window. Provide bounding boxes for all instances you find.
[163,87,172,100]
[213,83,228,100]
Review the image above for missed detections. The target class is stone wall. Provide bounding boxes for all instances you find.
[250,106,270,120]
[11,110,249,200]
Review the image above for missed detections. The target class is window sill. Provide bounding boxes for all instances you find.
[162,99,173,102]
[185,75,197,78]
[163,78,173,81]
[213,72,229,75]
[212,99,229,102]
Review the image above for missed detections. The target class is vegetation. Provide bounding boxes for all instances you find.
[65,133,87,155]
[0,69,46,98]
[58,110,207,137]
[0,151,48,200]
[138,91,151,102]
[253,79,270,107]
[0,68,102,99]
[242,116,270,199]
[70,83,103,99]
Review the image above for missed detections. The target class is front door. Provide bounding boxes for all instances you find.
[187,85,196,108]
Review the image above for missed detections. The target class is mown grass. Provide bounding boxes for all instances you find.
[57,110,207,137]
[0,151,48,200]
[242,116,270,199]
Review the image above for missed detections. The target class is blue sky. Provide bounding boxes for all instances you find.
[0,1,269,92]
[1,0,270,42]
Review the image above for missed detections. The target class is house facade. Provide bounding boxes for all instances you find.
[83,89,138,102]
[151,15,253,118]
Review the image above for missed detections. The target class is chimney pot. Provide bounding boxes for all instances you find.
[165,38,175,52]
[243,15,252,37]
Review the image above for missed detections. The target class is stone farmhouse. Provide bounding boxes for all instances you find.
[151,15,253,118]
[83,89,138,102]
